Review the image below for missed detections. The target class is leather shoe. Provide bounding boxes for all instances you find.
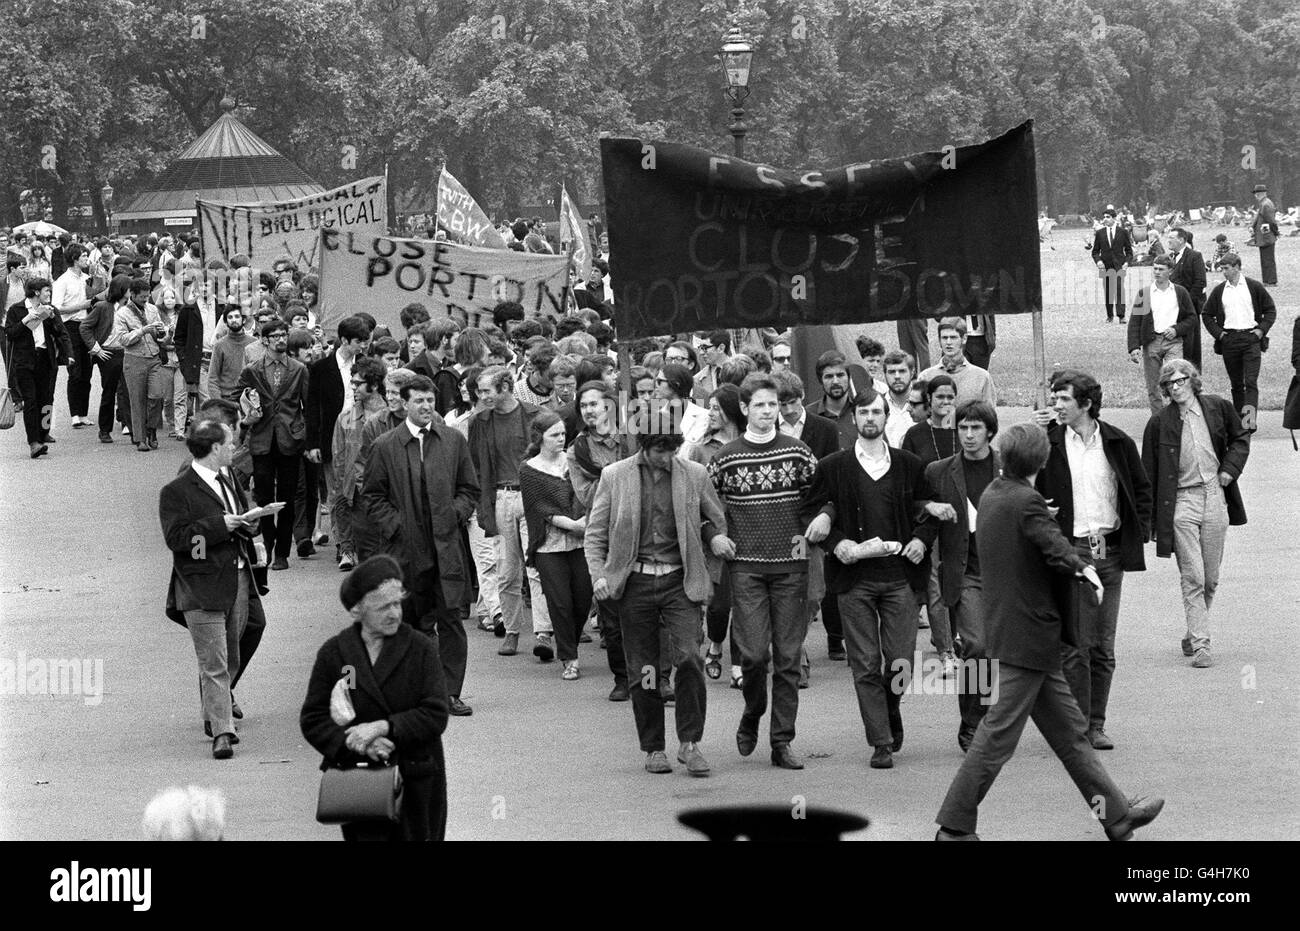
[231,697,243,719]
[99,431,114,443]
[449,696,473,716]
[935,828,980,841]
[645,750,672,774]
[29,442,48,458]
[771,744,804,769]
[736,727,758,757]
[1105,795,1165,841]
[1087,728,1114,750]
[270,558,289,571]
[492,615,506,637]
[828,645,847,661]
[870,746,894,769]
[890,729,904,753]
[202,722,239,743]
[957,724,975,753]
[608,683,630,702]
[297,539,316,558]
[211,734,234,759]
[677,742,711,777]
[1181,636,1193,657]
[498,632,519,656]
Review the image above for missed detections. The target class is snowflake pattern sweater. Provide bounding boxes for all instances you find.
[707,432,818,573]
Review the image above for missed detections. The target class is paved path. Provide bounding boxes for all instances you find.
[1,402,1297,840]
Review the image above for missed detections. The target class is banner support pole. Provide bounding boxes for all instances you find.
[1031,307,1048,410]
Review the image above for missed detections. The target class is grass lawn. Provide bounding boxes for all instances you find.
[850,223,1297,409]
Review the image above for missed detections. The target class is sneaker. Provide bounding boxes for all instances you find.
[645,750,672,774]
[1191,648,1212,668]
[338,552,356,572]
[677,742,711,777]
[533,633,555,662]
[561,660,580,681]
[498,633,519,656]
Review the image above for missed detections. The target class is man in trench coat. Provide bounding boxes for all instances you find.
[362,374,480,715]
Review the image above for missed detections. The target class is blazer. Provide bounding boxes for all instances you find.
[238,353,309,456]
[467,400,544,534]
[1091,226,1135,269]
[4,300,73,369]
[300,623,448,841]
[919,450,1003,605]
[159,464,259,615]
[1201,277,1277,351]
[808,446,929,594]
[1141,394,1249,558]
[1283,316,1300,432]
[977,477,1088,672]
[584,454,727,604]
[1127,283,1197,353]
[306,350,348,461]
[173,301,218,384]
[1035,421,1152,572]
[1169,248,1207,307]
[362,419,479,608]
[796,412,840,460]
[804,396,857,451]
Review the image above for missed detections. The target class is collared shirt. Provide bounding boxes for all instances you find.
[1064,423,1120,536]
[267,356,288,391]
[1149,282,1179,333]
[637,452,681,564]
[1220,278,1255,330]
[52,268,89,322]
[336,349,354,413]
[405,418,432,457]
[191,461,246,568]
[779,410,806,440]
[24,298,45,349]
[1178,401,1221,488]
[854,437,892,481]
[885,395,910,448]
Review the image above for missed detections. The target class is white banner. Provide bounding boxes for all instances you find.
[197,176,386,273]
[317,229,572,332]
[559,185,592,282]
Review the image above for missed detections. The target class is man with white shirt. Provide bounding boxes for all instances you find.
[1037,371,1151,749]
[919,318,996,406]
[1167,227,1207,369]
[52,244,95,428]
[882,350,916,448]
[1201,253,1277,433]
[1127,255,1197,417]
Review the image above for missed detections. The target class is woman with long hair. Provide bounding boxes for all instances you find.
[689,384,745,688]
[519,409,592,680]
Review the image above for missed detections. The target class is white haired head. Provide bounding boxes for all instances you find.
[142,786,226,841]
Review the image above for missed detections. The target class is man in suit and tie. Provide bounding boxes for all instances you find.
[238,317,309,570]
[303,315,373,559]
[159,419,264,759]
[1092,208,1135,322]
[1251,184,1278,285]
[4,277,74,457]
[1168,228,1207,369]
[362,374,480,717]
[934,423,1164,841]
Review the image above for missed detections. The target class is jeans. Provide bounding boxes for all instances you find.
[598,598,627,687]
[1172,484,1229,652]
[838,579,917,747]
[1220,330,1263,411]
[159,363,188,433]
[184,569,250,738]
[92,351,124,434]
[616,569,705,752]
[948,574,989,732]
[493,489,552,635]
[535,549,594,662]
[1061,546,1124,733]
[936,662,1130,835]
[467,514,500,622]
[730,569,809,747]
[926,558,952,653]
[1142,335,1183,417]
[122,352,164,440]
[252,449,301,561]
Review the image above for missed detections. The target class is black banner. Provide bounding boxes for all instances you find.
[601,121,1041,338]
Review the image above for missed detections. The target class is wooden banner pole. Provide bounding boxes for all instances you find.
[1031,307,1048,410]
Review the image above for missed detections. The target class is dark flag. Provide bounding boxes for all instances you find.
[600,121,1041,340]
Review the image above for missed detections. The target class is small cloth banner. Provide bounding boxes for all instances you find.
[197,177,386,273]
[559,185,592,282]
[600,121,1042,338]
[437,168,508,249]
[317,229,571,332]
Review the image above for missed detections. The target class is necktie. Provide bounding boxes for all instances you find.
[419,425,430,458]
[416,428,433,535]
[1108,228,1113,248]
[216,472,237,514]
[270,361,282,391]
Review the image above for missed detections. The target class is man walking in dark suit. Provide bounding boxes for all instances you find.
[1092,209,1135,322]
[934,423,1163,841]
[1037,371,1151,750]
[1251,184,1278,285]
[159,420,263,760]
[1201,253,1277,433]
[238,317,309,570]
[362,374,480,716]
[1168,228,1207,370]
[4,277,74,457]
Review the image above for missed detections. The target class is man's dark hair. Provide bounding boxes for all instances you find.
[635,403,685,452]
[587,321,614,349]
[665,340,700,373]
[851,387,885,412]
[492,301,525,330]
[511,220,529,242]
[1172,227,1191,244]
[260,317,289,339]
[855,335,886,358]
[815,349,848,380]
[353,355,387,393]
[185,419,229,459]
[738,372,779,405]
[999,423,1050,480]
[575,354,616,386]
[1050,369,1103,419]
[337,315,372,344]
[955,400,999,437]
[355,312,377,332]
[287,328,315,356]
[1152,255,1174,269]
[65,243,85,265]
[710,383,745,431]
[454,327,489,367]
[882,349,915,373]
[511,318,544,343]
[772,369,805,402]
[401,374,437,400]
[23,276,52,298]
[369,336,401,357]
[197,398,240,431]
[107,274,134,304]
[706,330,731,353]
[527,342,558,372]
[555,317,586,339]
[717,355,756,386]
[1218,252,1242,268]
[657,362,694,400]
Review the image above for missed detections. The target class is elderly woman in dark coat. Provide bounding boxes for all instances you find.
[301,556,449,841]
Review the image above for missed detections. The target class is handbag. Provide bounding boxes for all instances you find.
[315,762,404,824]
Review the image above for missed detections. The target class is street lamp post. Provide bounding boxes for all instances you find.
[720,27,753,160]
[100,181,114,233]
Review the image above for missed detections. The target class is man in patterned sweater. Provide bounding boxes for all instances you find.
[708,373,820,770]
